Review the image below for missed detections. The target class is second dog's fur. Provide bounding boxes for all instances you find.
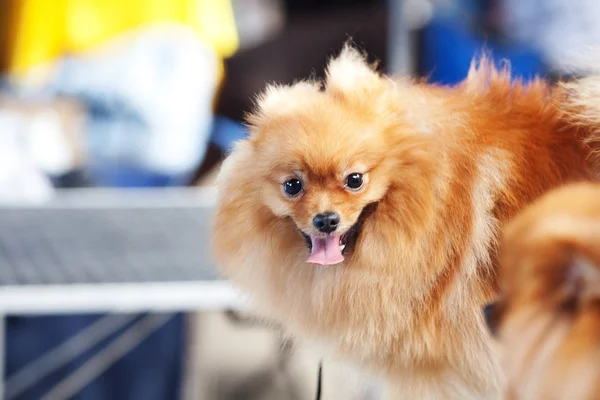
[496,183,600,400]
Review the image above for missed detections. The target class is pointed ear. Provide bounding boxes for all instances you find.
[324,43,384,97]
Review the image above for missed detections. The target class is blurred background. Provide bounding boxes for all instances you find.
[0,0,599,399]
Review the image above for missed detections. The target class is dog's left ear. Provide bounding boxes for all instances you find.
[325,43,384,98]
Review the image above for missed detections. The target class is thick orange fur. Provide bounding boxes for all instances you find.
[212,45,597,399]
[497,183,600,400]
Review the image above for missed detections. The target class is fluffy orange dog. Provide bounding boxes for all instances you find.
[212,45,598,398]
[495,182,600,400]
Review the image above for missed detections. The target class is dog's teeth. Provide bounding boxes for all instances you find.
[339,245,346,251]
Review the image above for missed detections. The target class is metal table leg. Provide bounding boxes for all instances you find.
[0,313,6,400]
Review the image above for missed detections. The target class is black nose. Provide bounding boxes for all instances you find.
[313,212,340,233]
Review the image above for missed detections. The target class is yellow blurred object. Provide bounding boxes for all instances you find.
[4,0,238,78]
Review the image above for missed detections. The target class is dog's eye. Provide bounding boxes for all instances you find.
[345,173,364,190]
[283,178,303,197]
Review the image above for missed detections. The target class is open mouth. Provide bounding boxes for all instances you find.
[300,229,350,256]
[298,202,377,266]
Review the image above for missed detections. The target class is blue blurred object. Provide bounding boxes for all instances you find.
[421,17,545,86]
[90,164,192,188]
[6,314,184,400]
[210,116,249,153]
[432,0,480,24]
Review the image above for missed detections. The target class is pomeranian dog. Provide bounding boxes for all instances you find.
[212,44,599,399]
[494,182,600,400]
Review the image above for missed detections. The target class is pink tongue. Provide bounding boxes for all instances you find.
[307,235,344,266]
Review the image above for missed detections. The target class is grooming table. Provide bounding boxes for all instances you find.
[0,187,245,399]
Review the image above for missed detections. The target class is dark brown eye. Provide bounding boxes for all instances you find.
[345,173,363,190]
[283,178,303,197]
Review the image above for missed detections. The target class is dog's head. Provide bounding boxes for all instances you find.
[495,182,600,399]
[243,45,436,266]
